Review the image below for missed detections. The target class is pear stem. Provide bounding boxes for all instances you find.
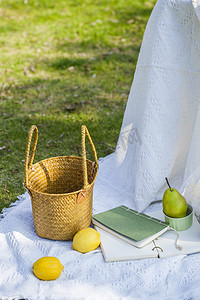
[165,177,172,191]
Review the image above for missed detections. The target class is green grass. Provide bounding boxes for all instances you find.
[0,0,155,212]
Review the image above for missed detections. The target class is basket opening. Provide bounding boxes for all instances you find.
[28,156,97,194]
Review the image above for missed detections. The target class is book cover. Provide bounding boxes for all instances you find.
[92,205,170,248]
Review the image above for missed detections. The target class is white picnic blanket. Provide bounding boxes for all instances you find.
[0,192,200,300]
[1,190,200,300]
[1,0,200,299]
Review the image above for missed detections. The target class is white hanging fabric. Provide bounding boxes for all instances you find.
[94,0,200,214]
[193,0,200,21]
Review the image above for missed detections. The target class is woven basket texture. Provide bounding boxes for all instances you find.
[24,125,98,240]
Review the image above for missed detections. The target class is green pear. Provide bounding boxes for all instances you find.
[162,178,187,218]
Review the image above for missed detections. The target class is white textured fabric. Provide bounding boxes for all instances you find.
[2,0,200,299]
[1,192,200,300]
[96,0,200,214]
[192,0,200,21]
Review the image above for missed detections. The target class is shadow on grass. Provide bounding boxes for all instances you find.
[48,43,140,70]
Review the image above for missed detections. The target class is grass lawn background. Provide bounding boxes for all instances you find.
[0,0,155,212]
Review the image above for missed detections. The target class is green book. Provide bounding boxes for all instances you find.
[92,205,171,248]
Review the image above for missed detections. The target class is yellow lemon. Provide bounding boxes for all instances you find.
[33,256,63,281]
[72,227,101,253]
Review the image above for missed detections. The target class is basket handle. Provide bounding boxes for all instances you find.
[24,124,98,190]
[24,125,38,188]
[81,125,98,189]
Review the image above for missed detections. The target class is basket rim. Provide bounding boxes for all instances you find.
[30,155,94,162]
[26,155,98,196]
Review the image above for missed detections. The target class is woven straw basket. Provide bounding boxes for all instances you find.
[24,125,98,240]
